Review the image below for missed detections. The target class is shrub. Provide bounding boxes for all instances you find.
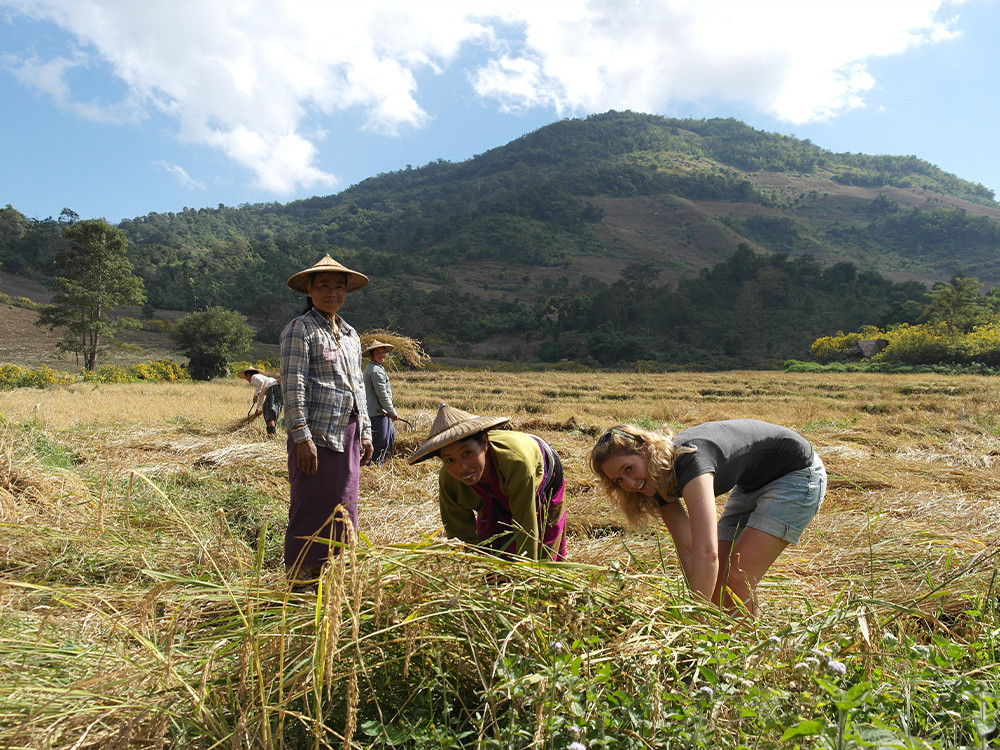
[879,322,961,365]
[810,325,883,363]
[784,359,851,373]
[959,323,1000,367]
[0,364,76,389]
[170,307,256,380]
[0,292,43,311]
[83,365,133,384]
[810,332,862,363]
[129,359,189,382]
[0,359,191,389]
[810,322,1000,368]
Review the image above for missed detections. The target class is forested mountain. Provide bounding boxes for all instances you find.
[3,111,999,366]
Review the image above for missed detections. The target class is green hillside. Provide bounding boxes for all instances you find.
[3,111,999,366]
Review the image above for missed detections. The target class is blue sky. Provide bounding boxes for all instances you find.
[1,0,997,224]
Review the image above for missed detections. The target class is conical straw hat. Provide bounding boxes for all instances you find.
[286,254,369,293]
[364,338,395,353]
[408,403,510,464]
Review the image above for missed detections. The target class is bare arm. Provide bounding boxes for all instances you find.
[658,500,693,579]
[659,473,719,603]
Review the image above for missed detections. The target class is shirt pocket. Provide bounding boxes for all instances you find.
[312,339,340,366]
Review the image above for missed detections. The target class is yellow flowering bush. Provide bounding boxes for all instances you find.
[129,359,189,382]
[0,364,76,389]
[0,292,42,311]
[810,332,861,363]
[83,365,132,383]
[0,364,26,389]
[82,359,191,383]
[129,362,157,381]
[809,322,1000,367]
[959,322,1000,366]
[879,322,961,364]
[810,325,885,363]
[32,365,76,388]
[1,359,190,388]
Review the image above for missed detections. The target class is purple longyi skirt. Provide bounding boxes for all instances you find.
[285,416,360,568]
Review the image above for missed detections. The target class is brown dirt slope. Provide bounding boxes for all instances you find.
[576,174,1000,289]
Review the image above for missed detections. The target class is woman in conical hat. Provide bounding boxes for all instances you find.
[280,253,373,588]
[409,403,568,561]
[362,338,397,464]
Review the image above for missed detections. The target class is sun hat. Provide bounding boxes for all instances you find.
[408,403,511,464]
[364,338,395,354]
[286,254,369,294]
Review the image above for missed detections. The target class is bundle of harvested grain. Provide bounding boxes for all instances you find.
[360,329,430,370]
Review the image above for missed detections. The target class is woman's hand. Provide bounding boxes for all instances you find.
[360,438,374,466]
[296,438,319,475]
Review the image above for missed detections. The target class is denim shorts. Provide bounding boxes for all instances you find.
[717,452,827,545]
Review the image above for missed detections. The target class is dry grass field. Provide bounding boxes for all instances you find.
[2,368,999,747]
[3,368,999,614]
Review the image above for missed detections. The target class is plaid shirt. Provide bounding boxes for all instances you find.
[280,308,371,450]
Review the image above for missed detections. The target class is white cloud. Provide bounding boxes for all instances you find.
[470,0,962,124]
[1,0,493,193]
[155,161,205,190]
[7,50,143,124]
[0,0,966,194]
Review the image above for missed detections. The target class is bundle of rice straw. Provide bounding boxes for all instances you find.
[360,329,430,370]
[227,411,261,432]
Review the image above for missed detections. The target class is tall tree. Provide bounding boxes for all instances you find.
[37,219,146,370]
[920,275,986,332]
[0,205,31,272]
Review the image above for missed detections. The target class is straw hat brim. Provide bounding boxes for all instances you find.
[408,415,511,464]
[364,339,395,353]
[287,254,369,293]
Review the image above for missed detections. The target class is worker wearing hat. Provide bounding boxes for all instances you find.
[363,338,398,464]
[409,403,568,561]
[280,254,373,587]
[240,368,282,436]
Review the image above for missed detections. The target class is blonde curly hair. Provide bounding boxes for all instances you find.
[587,423,695,527]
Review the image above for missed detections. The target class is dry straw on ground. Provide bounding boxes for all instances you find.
[3,369,998,614]
[2,369,999,746]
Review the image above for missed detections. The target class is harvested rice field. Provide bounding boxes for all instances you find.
[1,369,998,748]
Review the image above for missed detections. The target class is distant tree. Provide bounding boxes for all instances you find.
[0,205,30,252]
[36,219,146,371]
[58,207,80,225]
[920,275,986,332]
[170,306,256,380]
[985,286,1000,317]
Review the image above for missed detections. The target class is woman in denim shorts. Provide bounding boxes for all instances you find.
[589,419,826,616]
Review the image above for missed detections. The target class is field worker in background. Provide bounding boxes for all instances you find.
[362,339,398,464]
[280,254,373,590]
[589,419,826,617]
[240,368,282,436]
[409,403,567,561]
